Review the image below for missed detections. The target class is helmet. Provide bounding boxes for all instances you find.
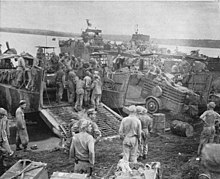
[0,108,7,116]
[125,105,136,113]
[207,102,216,109]
[19,100,26,106]
[69,71,76,78]
[136,106,146,114]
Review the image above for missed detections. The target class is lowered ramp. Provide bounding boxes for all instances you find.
[39,103,122,139]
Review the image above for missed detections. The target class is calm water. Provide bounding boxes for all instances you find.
[1,32,220,57]
[159,44,220,57]
[0,32,68,56]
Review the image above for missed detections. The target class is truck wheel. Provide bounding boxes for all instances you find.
[145,97,159,113]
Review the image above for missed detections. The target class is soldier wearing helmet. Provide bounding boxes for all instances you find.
[198,102,220,156]
[15,52,26,87]
[91,74,102,109]
[55,65,66,104]
[71,108,101,142]
[69,120,95,176]
[15,100,29,151]
[119,105,142,163]
[136,106,153,160]
[67,70,76,104]
[74,75,85,111]
[83,70,92,107]
[0,108,14,156]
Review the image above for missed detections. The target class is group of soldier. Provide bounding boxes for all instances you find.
[50,52,103,110]
[12,52,41,91]
[0,100,29,174]
[68,100,220,177]
[13,49,103,110]
[0,100,28,154]
[68,105,153,176]
[1,98,220,177]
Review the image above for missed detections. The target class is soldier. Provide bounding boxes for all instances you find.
[91,74,102,109]
[86,108,102,142]
[60,53,73,73]
[15,52,26,87]
[24,57,32,90]
[27,58,41,91]
[69,120,95,176]
[15,100,29,151]
[83,71,92,107]
[171,62,180,83]
[67,70,76,104]
[71,108,101,143]
[36,47,45,67]
[47,53,61,73]
[75,76,85,111]
[55,66,66,104]
[76,58,85,79]
[0,108,14,156]
[136,106,153,160]
[198,102,220,156]
[119,105,142,163]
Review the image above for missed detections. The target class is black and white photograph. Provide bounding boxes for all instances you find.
[0,0,220,178]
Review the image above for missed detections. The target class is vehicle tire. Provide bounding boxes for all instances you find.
[145,97,159,113]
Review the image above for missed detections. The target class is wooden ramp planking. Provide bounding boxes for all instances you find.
[39,103,122,139]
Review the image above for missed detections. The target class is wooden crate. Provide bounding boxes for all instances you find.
[0,160,48,179]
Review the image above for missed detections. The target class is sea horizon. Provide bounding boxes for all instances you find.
[0,32,220,57]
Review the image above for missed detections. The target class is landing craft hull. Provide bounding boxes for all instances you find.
[102,72,131,109]
[102,89,125,109]
[0,84,40,115]
[0,67,43,115]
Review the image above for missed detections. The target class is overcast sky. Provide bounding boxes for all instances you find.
[0,0,220,39]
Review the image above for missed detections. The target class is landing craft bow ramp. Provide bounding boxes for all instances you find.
[39,103,122,139]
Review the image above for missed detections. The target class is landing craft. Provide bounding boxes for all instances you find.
[181,53,220,111]
[0,42,122,139]
[59,21,104,60]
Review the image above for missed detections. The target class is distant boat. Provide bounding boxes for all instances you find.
[130,25,150,47]
[59,20,104,60]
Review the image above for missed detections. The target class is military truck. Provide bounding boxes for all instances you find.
[141,73,200,117]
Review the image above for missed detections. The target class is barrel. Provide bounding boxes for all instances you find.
[0,159,48,179]
[170,120,194,137]
[50,172,88,179]
[153,113,166,133]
